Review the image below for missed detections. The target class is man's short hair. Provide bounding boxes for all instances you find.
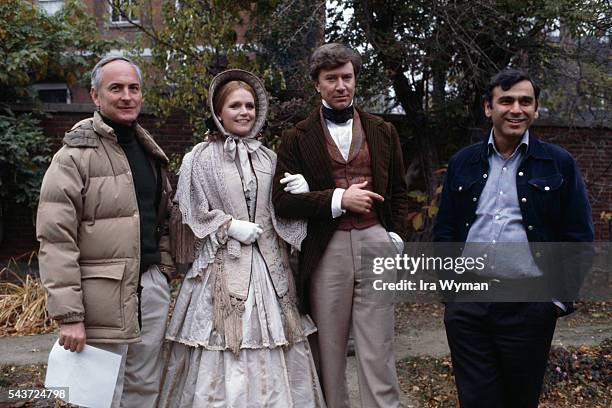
[91,55,143,91]
[309,43,362,81]
[484,69,540,106]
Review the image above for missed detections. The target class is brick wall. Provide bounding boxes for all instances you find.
[0,105,195,260]
[533,125,611,241]
[0,107,609,260]
[37,107,195,157]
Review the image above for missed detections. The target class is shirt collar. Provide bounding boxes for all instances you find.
[322,99,354,110]
[487,129,529,157]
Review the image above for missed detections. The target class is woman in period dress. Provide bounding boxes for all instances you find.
[158,69,325,407]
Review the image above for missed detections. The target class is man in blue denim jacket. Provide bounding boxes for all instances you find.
[433,69,593,408]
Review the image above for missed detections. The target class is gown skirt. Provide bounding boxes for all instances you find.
[158,245,325,408]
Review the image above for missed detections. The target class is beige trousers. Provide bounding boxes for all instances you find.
[309,224,400,408]
[92,264,171,408]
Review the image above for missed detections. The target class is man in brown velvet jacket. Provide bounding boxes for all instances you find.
[272,43,410,408]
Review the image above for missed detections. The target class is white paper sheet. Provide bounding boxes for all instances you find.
[45,340,122,408]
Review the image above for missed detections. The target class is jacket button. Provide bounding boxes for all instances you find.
[535,251,541,258]
[483,173,488,179]
[465,222,469,227]
[528,225,533,230]
[472,197,477,202]
[518,171,524,176]
[458,186,463,191]
[544,186,550,191]
[521,197,527,203]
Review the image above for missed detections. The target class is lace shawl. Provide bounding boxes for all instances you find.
[172,139,306,273]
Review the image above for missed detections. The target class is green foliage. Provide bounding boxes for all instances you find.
[407,180,443,233]
[0,0,118,101]
[118,0,324,142]
[327,0,610,239]
[251,1,325,127]
[128,1,262,135]
[328,0,609,126]
[0,111,51,209]
[0,0,117,210]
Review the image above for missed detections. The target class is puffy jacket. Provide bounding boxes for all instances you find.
[37,112,174,343]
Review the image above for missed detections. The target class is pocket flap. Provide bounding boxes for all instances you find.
[450,176,479,192]
[528,174,564,191]
[81,262,126,280]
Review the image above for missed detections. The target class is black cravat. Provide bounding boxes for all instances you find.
[322,104,353,124]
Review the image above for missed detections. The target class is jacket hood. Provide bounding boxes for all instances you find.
[208,69,269,139]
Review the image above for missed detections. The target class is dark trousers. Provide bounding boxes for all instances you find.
[444,302,557,408]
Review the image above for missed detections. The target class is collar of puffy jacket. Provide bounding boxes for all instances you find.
[63,111,169,164]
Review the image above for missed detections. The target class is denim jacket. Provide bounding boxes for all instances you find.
[434,132,593,243]
[433,132,594,312]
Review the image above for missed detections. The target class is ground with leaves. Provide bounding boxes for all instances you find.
[393,301,611,407]
[395,339,611,408]
[1,301,609,407]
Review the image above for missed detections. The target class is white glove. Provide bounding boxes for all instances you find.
[388,231,404,253]
[228,219,263,244]
[280,172,310,194]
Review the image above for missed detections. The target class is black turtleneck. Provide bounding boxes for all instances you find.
[101,115,161,273]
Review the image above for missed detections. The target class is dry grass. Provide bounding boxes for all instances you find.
[0,252,57,336]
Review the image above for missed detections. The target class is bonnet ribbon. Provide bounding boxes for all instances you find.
[223,136,262,192]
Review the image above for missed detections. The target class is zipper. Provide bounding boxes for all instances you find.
[117,141,141,334]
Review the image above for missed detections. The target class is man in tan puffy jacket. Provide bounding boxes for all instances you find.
[36,56,175,407]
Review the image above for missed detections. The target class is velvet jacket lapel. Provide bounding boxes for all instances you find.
[295,109,336,190]
[359,108,389,196]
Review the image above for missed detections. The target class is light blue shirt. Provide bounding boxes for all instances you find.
[464,130,543,279]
